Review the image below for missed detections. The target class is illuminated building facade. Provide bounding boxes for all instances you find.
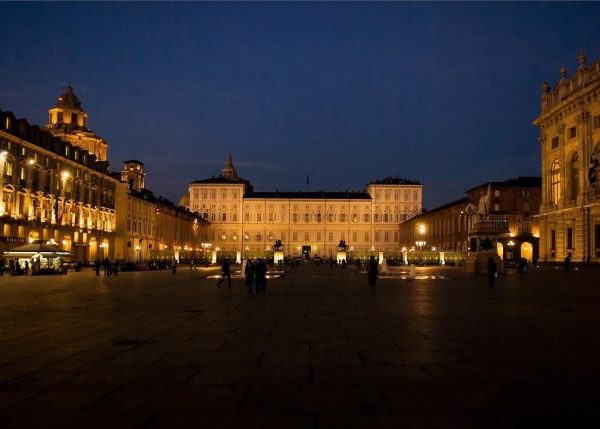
[182,153,422,258]
[114,160,209,262]
[399,177,541,262]
[534,52,600,263]
[0,108,116,261]
[46,85,108,162]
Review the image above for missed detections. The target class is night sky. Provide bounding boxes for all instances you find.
[1,2,598,208]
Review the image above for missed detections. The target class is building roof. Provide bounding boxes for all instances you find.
[410,197,469,221]
[244,191,371,200]
[54,84,83,111]
[123,159,144,165]
[369,176,421,186]
[465,176,541,193]
[190,176,252,185]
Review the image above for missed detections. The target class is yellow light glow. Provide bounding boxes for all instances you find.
[27,159,35,165]
[60,170,70,180]
[507,240,515,247]
[418,223,426,235]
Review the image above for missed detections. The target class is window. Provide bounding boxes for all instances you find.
[374,214,379,222]
[304,232,309,241]
[363,214,369,222]
[394,231,399,241]
[5,161,13,177]
[257,213,262,222]
[221,213,227,221]
[293,213,298,223]
[523,201,530,213]
[222,191,227,199]
[293,232,297,241]
[551,136,559,149]
[566,227,573,250]
[594,115,600,130]
[317,232,321,241]
[384,232,389,242]
[364,232,369,242]
[328,213,334,222]
[328,232,333,241]
[521,189,530,197]
[570,152,579,200]
[383,213,389,222]
[569,126,577,139]
[375,231,380,242]
[413,190,418,201]
[404,190,409,201]
[340,213,346,222]
[550,229,556,251]
[595,224,600,256]
[494,190,500,197]
[244,213,249,222]
[352,232,357,241]
[269,213,274,222]
[352,214,358,222]
[316,213,321,222]
[551,160,561,204]
[304,213,309,223]
[340,232,345,240]
[493,203,500,212]
[210,192,216,199]
[256,232,262,241]
[233,213,238,222]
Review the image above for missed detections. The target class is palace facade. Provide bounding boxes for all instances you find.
[399,177,541,262]
[534,52,600,263]
[182,153,423,258]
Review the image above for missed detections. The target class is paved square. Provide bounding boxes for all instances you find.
[1,265,600,428]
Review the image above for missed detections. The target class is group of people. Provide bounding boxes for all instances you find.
[95,258,119,276]
[215,258,269,295]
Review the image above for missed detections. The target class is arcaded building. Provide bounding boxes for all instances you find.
[114,160,209,262]
[0,104,117,261]
[182,153,422,258]
[534,52,600,263]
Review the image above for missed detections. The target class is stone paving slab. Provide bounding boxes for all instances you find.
[1,265,600,427]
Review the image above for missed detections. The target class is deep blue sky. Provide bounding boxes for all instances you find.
[1,2,598,208]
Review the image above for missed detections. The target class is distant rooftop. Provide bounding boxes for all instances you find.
[369,176,421,186]
[465,176,541,193]
[245,191,371,200]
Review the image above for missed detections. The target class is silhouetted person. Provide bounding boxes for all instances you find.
[171,258,177,274]
[0,258,5,276]
[103,258,110,276]
[564,253,571,273]
[24,261,29,275]
[244,260,255,294]
[95,259,101,276]
[487,257,497,288]
[113,260,119,275]
[367,256,378,292]
[217,258,232,288]
[254,259,267,295]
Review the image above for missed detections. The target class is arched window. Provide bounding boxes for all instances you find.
[570,152,579,200]
[551,160,561,204]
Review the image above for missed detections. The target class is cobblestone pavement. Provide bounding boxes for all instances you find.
[0,264,599,428]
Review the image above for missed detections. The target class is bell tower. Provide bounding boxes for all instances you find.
[120,160,145,193]
[46,84,108,161]
[221,151,238,179]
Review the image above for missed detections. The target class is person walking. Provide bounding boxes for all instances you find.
[171,258,177,274]
[217,258,232,288]
[113,260,119,276]
[244,260,255,294]
[564,253,571,273]
[103,258,110,276]
[95,259,101,276]
[24,261,29,275]
[487,257,497,288]
[254,258,267,295]
[367,256,379,293]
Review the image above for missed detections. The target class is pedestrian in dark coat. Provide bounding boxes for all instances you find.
[244,260,255,294]
[217,259,232,288]
[254,258,267,295]
[95,259,101,276]
[564,253,571,273]
[367,256,378,292]
[487,257,497,288]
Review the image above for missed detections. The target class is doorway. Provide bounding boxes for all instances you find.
[302,245,311,259]
[521,242,533,262]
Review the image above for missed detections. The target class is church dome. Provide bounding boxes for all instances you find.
[55,84,83,111]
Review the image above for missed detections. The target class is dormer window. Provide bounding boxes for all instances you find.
[71,113,77,124]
